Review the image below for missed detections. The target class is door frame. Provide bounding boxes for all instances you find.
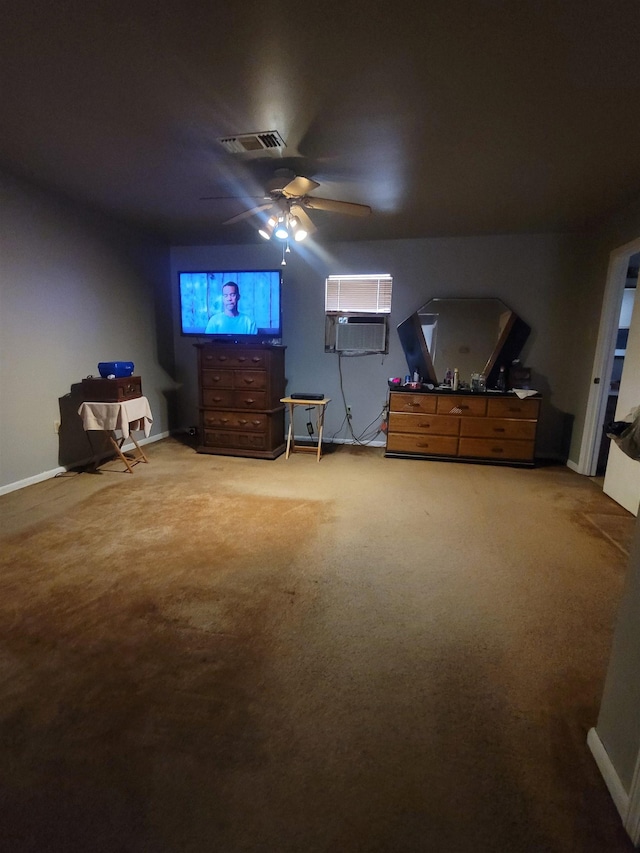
[577,236,640,476]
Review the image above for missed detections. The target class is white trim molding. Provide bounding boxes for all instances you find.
[626,747,640,846]
[587,728,630,820]
[588,727,640,847]
[0,431,170,496]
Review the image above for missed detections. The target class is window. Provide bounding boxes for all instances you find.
[325,274,393,314]
[324,274,393,354]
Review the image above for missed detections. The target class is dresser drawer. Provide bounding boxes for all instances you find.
[201,349,268,369]
[458,437,535,461]
[234,370,267,391]
[202,389,268,409]
[202,388,234,408]
[388,412,460,436]
[203,430,268,451]
[202,369,234,389]
[460,417,537,440]
[386,433,459,456]
[487,397,540,419]
[202,411,267,432]
[436,396,487,417]
[232,390,267,409]
[389,392,437,415]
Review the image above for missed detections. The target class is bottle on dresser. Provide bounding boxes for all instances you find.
[452,368,459,391]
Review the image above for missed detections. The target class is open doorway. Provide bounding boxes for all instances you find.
[595,257,638,475]
[578,237,640,480]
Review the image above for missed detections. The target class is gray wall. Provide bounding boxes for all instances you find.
[596,519,640,793]
[0,170,174,491]
[171,233,585,458]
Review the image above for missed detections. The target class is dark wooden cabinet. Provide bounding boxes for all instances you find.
[196,343,286,459]
[385,390,540,466]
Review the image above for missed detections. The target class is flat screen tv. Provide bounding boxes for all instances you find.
[178,269,282,342]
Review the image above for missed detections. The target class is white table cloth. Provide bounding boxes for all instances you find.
[77,396,153,439]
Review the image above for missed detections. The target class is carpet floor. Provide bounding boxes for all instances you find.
[0,437,636,853]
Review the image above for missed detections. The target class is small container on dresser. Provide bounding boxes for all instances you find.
[196,343,286,459]
[385,390,540,466]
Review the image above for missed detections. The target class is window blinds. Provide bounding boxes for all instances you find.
[325,274,393,313]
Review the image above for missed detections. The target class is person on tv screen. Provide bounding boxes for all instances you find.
[205,281,257,335]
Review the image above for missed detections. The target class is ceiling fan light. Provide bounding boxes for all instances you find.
[274,221,289,240]
[258,219,275,240]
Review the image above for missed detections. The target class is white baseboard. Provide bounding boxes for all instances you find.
[587,727,630,820]
[0,431,170,496]
[566,459,580,473]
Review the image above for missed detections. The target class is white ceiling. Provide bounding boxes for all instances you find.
[2,0,640,245]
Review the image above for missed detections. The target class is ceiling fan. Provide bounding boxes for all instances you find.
[207,169,372,243]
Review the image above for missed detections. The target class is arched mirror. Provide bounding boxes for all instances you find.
[397,297,530,388]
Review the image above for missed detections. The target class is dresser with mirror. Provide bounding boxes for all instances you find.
[387,297,540,466]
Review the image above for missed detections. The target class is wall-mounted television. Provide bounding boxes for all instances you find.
[178,269,282,342]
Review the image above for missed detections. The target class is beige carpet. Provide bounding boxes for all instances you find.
[0,438,636,853]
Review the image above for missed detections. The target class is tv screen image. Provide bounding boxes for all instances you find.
[179,269,282,340]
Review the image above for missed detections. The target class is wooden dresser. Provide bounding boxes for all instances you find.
[385,390,541,466]
[196,343,286,459]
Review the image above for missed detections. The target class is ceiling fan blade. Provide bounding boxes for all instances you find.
[302,196,371,217]
[290,204,317,236]
[282,175,320,197]
[200,194,266,201]
[222,203,272,225]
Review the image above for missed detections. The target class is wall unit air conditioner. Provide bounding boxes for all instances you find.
[331,315,387,353]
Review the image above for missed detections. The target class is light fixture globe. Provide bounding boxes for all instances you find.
[274,217,289,240]
[258,216,276,240]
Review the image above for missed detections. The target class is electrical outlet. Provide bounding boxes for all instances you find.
[54,420,61,434]
[307,422,314,436]
[347,406,352,419]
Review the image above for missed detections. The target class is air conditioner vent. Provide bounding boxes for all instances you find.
[331,316,387,353]
[218,130,286,154]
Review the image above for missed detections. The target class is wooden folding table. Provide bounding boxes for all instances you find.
[280,397,331,461]
[77,396,153,473]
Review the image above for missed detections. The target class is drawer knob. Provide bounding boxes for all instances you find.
[493,427,505,433]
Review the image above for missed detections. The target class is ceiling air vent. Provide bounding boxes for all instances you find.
[218,130,286,154]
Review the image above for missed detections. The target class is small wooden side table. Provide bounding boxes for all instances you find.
[280,397,331,461]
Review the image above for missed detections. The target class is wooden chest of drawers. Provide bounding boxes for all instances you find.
[385,391,540,466]
[196,344,286,459]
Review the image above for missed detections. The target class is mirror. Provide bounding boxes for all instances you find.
[397,297,530,388]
